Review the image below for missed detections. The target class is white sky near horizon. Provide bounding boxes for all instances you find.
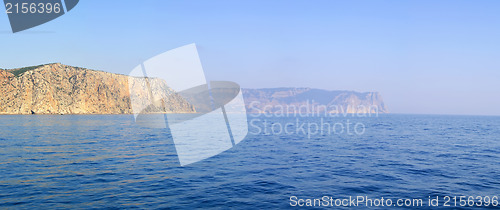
[0,0,499,116]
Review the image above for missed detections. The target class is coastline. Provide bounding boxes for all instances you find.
[0,112,200,116]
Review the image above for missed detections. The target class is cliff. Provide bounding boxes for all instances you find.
[242,88,389,114]
[0,63,388,115]
[0,63,196,114]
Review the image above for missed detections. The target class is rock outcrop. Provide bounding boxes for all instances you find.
[242,88,389,114]
[0,63,196,114]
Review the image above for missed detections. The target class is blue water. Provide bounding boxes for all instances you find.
[1,114,500,209]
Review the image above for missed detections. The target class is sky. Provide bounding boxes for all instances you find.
[1,0,499,115]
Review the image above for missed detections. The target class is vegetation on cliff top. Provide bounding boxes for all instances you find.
[8,64,51,77]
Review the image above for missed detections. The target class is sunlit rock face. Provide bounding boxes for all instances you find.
[0,63,195,115]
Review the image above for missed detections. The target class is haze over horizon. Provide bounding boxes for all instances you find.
[1,0,499,116]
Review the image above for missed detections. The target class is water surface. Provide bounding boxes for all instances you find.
[0,114,499,208]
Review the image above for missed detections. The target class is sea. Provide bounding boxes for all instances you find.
[0,114,499,209]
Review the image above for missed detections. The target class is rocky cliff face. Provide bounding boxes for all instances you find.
[0,63,388,115]
[0,63,195,114]
[242,88,389,114]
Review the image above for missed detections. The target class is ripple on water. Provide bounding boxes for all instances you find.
[0,115,499,208]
